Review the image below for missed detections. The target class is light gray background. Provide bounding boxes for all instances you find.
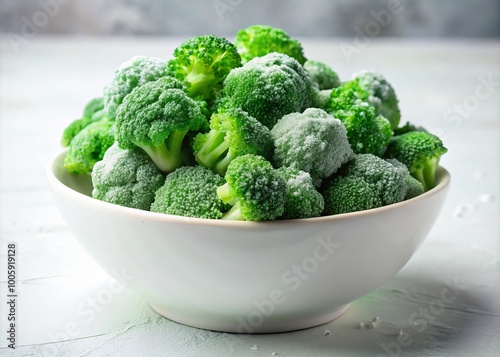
[1,0,499,38]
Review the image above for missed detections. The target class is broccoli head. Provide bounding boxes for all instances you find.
[167,35,241,101]
[277,167,324,219]
[235,25,306,65]
[384,131,447,191]
[115,76,208,173]
[103,56,169,118]
[64,118,115,174]
[83,97,105,119]
[91,143,164,210]
[61,97,106,147]
[345,70,401,129]
[386,158,425,200]
[151,166,226,219]
[223,52,314,129]
[193,107,273,176]
[217,155,286,221]
[311,89,333,110]
[322,176,382,215]
[393,121,428,136]
[271,108,354,184]
[304,60,341,90]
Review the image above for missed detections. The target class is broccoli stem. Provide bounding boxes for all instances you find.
[411,156,440,191]
[213,150,235,176]
[217,183,238,205]
[196,130,230,170]
[221,202,245,221]
[185,61,218,99]
[139,130,188,173]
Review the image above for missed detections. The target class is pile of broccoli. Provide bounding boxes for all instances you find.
[61,24,447,221]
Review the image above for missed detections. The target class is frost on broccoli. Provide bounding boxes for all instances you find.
[61,97,106,147]
[64,118,115,174]
[167,35,242,101]
[115,76,208,173]
[278,167,324,219]
[345,70,401,129]
[193,107,273,176]
[151,166,226,219]
[91,143,164,210]
[222,52,314,129]
[271,108,354,184]
[385,131,447,191]
[386,158,425,200]
[103,56,169,118]
[235,25,306,65]
[323,176,382,215]
[217,155,286,221]
[304,60,341,90]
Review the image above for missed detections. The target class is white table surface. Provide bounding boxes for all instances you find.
[0,37,499,357]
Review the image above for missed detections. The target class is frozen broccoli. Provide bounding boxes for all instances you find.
[311,89,333,110]
[222,52,314,129]
[61,97,106,147]
[393,121,427,136]
[91,143,164,210]
[304,60,341,90]
[345,70,401,129]
[193,107,273,176]
[271,108,354,184]
[217,155,286,221]
[167,35,241,101]
[115,76,208,173]
[103,56,169,118]
[277,167,324,219]
[151,166,226,219]
[385,131,447,191]
[235,25,306,65]
[64,118,115,174]
[386,158,425,200]
[322,176,382,215]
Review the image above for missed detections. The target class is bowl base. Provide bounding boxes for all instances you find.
[148,303,350,334]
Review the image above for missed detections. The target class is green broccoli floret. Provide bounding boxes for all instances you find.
[115,76,208,173]
[386,158,425,200]
[322,176,382,215]
[311,89,333,110]
[64,118,115,174]
[167,35,241,101]
[334,103,393,156]
[271,108,354,184]
[91,143,164,210]
[277,167,324,219]
[217,155,286,221]
[384,131,447,191]
[151,166,226,219]
[193,107,274,176]
[304,60,341,90]
[393,121,428,136]
[340,154,407,206]
[222,52,314,129]
[235,25,306,65]
[103,56,169,118]
[325,86,361,114]
[61,97,106,147]
[344,70,401,129]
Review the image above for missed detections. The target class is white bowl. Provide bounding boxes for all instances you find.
[47,149,450,333]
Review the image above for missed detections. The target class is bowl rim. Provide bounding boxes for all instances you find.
[47,149,451,228]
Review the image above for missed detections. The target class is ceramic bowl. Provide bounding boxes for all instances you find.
[47,149,450,333]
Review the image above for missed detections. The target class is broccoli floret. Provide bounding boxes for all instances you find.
[386,158,425,200]
[151,166,226,219]
[64,118,115,174]
[393,121,428,136]
[91,143,164,210]
[223,52,314,129]
[311,89,333,110]
[61,97,106,147]
[115,76,208,173]
[277,167,324,219]
[193,107,273,176]
[345,70,401,129]
[235,25,306,65]
[384,131,447,191]
[271,108,354,184]
[334,104,393,156]
[217,155,286,221]
[304,60,341,90]
[103,56,169,118]
[167,35,241,101]
[322,176,382,215]
[340,154,407,206]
